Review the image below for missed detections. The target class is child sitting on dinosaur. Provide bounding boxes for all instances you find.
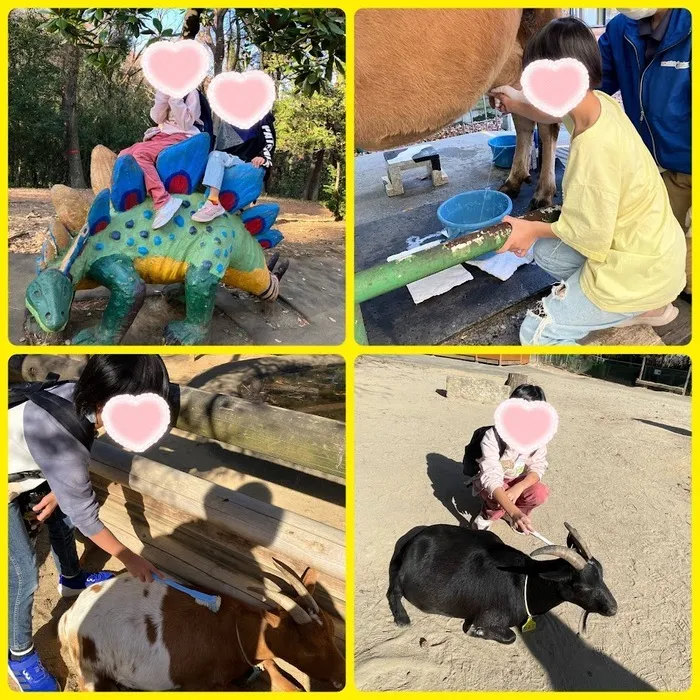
[192,112,276,223]
[119,89,203,230]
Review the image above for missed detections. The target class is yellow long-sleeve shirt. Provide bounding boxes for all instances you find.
[552,91,686,313]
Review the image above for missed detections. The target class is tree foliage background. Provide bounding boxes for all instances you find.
[8,8,346,218]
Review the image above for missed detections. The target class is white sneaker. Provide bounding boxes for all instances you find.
[152,196,183,229]
[191,200,226,223]
[472,514,492,531]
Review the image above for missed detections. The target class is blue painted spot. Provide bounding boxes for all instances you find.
[206,225,213,233]
[200,241,206,248]
[214,249,221,258]
[183,200,191,208]
[138,246,148,255]
[125,220,135,229]
[190,211,196,216]
[202,260,213,271]
[174,215,184,228]
[221,231,228,239]
[214,237,222,244]
[153,236,162,246]
[230,229,235,238]
[216,263,224,274]
[127,238,135,247]
[143,210,153,220]
[189,226,197,235]
[169,233,176,241]
[223,213,229,219]
[110,231,121,240]
[139,230,149,239]
[95,242,104,251]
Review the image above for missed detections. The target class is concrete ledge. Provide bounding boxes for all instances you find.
[446,374,510,403]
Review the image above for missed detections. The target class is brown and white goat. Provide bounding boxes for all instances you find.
[58,560,345,691]
[355,9,562,208]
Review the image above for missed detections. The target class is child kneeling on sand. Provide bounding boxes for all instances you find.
[466,384,550,534]
[490,17,686,345]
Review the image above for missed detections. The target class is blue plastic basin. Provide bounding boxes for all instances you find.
[437,190,513,239]
[488,134,517,168]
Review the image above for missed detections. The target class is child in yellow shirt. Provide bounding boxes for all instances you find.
[490,17,686,346]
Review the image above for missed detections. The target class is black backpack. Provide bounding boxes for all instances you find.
[462,425,509,478]
[9,374,95,474]
[197,89,215,152]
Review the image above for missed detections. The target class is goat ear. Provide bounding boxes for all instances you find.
[301,567,318,595]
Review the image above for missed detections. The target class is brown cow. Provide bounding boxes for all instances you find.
[355,9,562,208]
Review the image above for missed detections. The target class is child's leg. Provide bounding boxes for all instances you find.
[45,506,81,578]
[477,490,506,521]
[514,482,550,516]
[520,268,639,345]
[532,238,587,281]
[202,151,240,199]
[8,500,39,655]
[119,133,188,209]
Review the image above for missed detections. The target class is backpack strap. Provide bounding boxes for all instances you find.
[492,427,509,458]
[27,390,95,451]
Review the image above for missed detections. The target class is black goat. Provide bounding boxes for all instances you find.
[387,522,617,644]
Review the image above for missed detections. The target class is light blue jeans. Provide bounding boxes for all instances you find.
[202,151,244,190]
[520,239,639,346]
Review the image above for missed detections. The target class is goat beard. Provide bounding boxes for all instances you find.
[578,610,590,637]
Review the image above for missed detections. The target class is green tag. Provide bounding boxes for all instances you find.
[522,616,537,633]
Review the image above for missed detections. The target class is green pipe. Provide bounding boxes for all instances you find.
[355,206,561,305]
[355,304,369,345]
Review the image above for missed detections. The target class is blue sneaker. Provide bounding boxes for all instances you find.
[8,651,60,691]
[58,570,115,598]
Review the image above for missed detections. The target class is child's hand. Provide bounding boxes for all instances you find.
[251,156,266,168]
[511,510,533,534]
[32,492,58,522]
[497,216,539,257]
[488,85,525,114]
[120,550,163,583]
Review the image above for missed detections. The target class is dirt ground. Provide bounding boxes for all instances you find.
[9,188,345,260]
[20,355,345,691]
[354,355,690,691]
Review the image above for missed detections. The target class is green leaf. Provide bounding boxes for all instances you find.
[152,17,162,33]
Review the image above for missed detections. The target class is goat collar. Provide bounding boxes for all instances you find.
[522,575,537,633]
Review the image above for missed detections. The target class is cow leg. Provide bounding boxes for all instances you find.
[530,122,560,209]
[500,114,534,200]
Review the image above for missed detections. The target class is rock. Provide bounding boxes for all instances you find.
[90,145,118,194]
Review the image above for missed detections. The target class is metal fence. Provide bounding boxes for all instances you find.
[534,355,692,395]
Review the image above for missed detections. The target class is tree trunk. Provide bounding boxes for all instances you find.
[182,9,202,39]
[61,43,86,188]
[303,149,325,201]
[227,14,242,71]
[212,9,226,75]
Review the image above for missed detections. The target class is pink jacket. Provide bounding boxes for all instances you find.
[149,90,201,136]
[475,428,548,497]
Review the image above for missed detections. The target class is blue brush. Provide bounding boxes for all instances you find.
[153,574,221,613]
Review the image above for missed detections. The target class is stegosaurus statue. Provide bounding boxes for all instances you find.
[25,133,287,345]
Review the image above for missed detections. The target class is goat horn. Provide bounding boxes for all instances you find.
[247,586,312,626]
[531,545,587,571]
[564,522,593,560]
[271,558,321,614]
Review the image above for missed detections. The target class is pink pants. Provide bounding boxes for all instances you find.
[479,474,550,520]
[119,132,189,209]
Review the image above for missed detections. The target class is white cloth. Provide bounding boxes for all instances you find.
[466,248,534,280]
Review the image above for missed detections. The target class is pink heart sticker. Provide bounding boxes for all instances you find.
[494,398,559,454]
[102,393,171,453]
[207,70,276,129]
[141,40,211,99]
[521,58,589,118]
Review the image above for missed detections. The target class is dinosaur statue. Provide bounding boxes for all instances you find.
[25,133,288,345]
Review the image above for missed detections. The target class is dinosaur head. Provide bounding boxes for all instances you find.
[25,269,74,333]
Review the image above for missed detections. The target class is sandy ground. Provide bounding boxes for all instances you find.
[19,356,345,691]
[9,188,345,260]
[354,355,690,691]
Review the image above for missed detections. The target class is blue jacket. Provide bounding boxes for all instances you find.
[598,10,691,174]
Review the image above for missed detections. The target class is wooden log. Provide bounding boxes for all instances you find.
[91,442,345,580]
[11,355,346,481]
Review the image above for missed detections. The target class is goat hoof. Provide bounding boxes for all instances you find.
[499,182,521,199]
[528,196,554,211]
